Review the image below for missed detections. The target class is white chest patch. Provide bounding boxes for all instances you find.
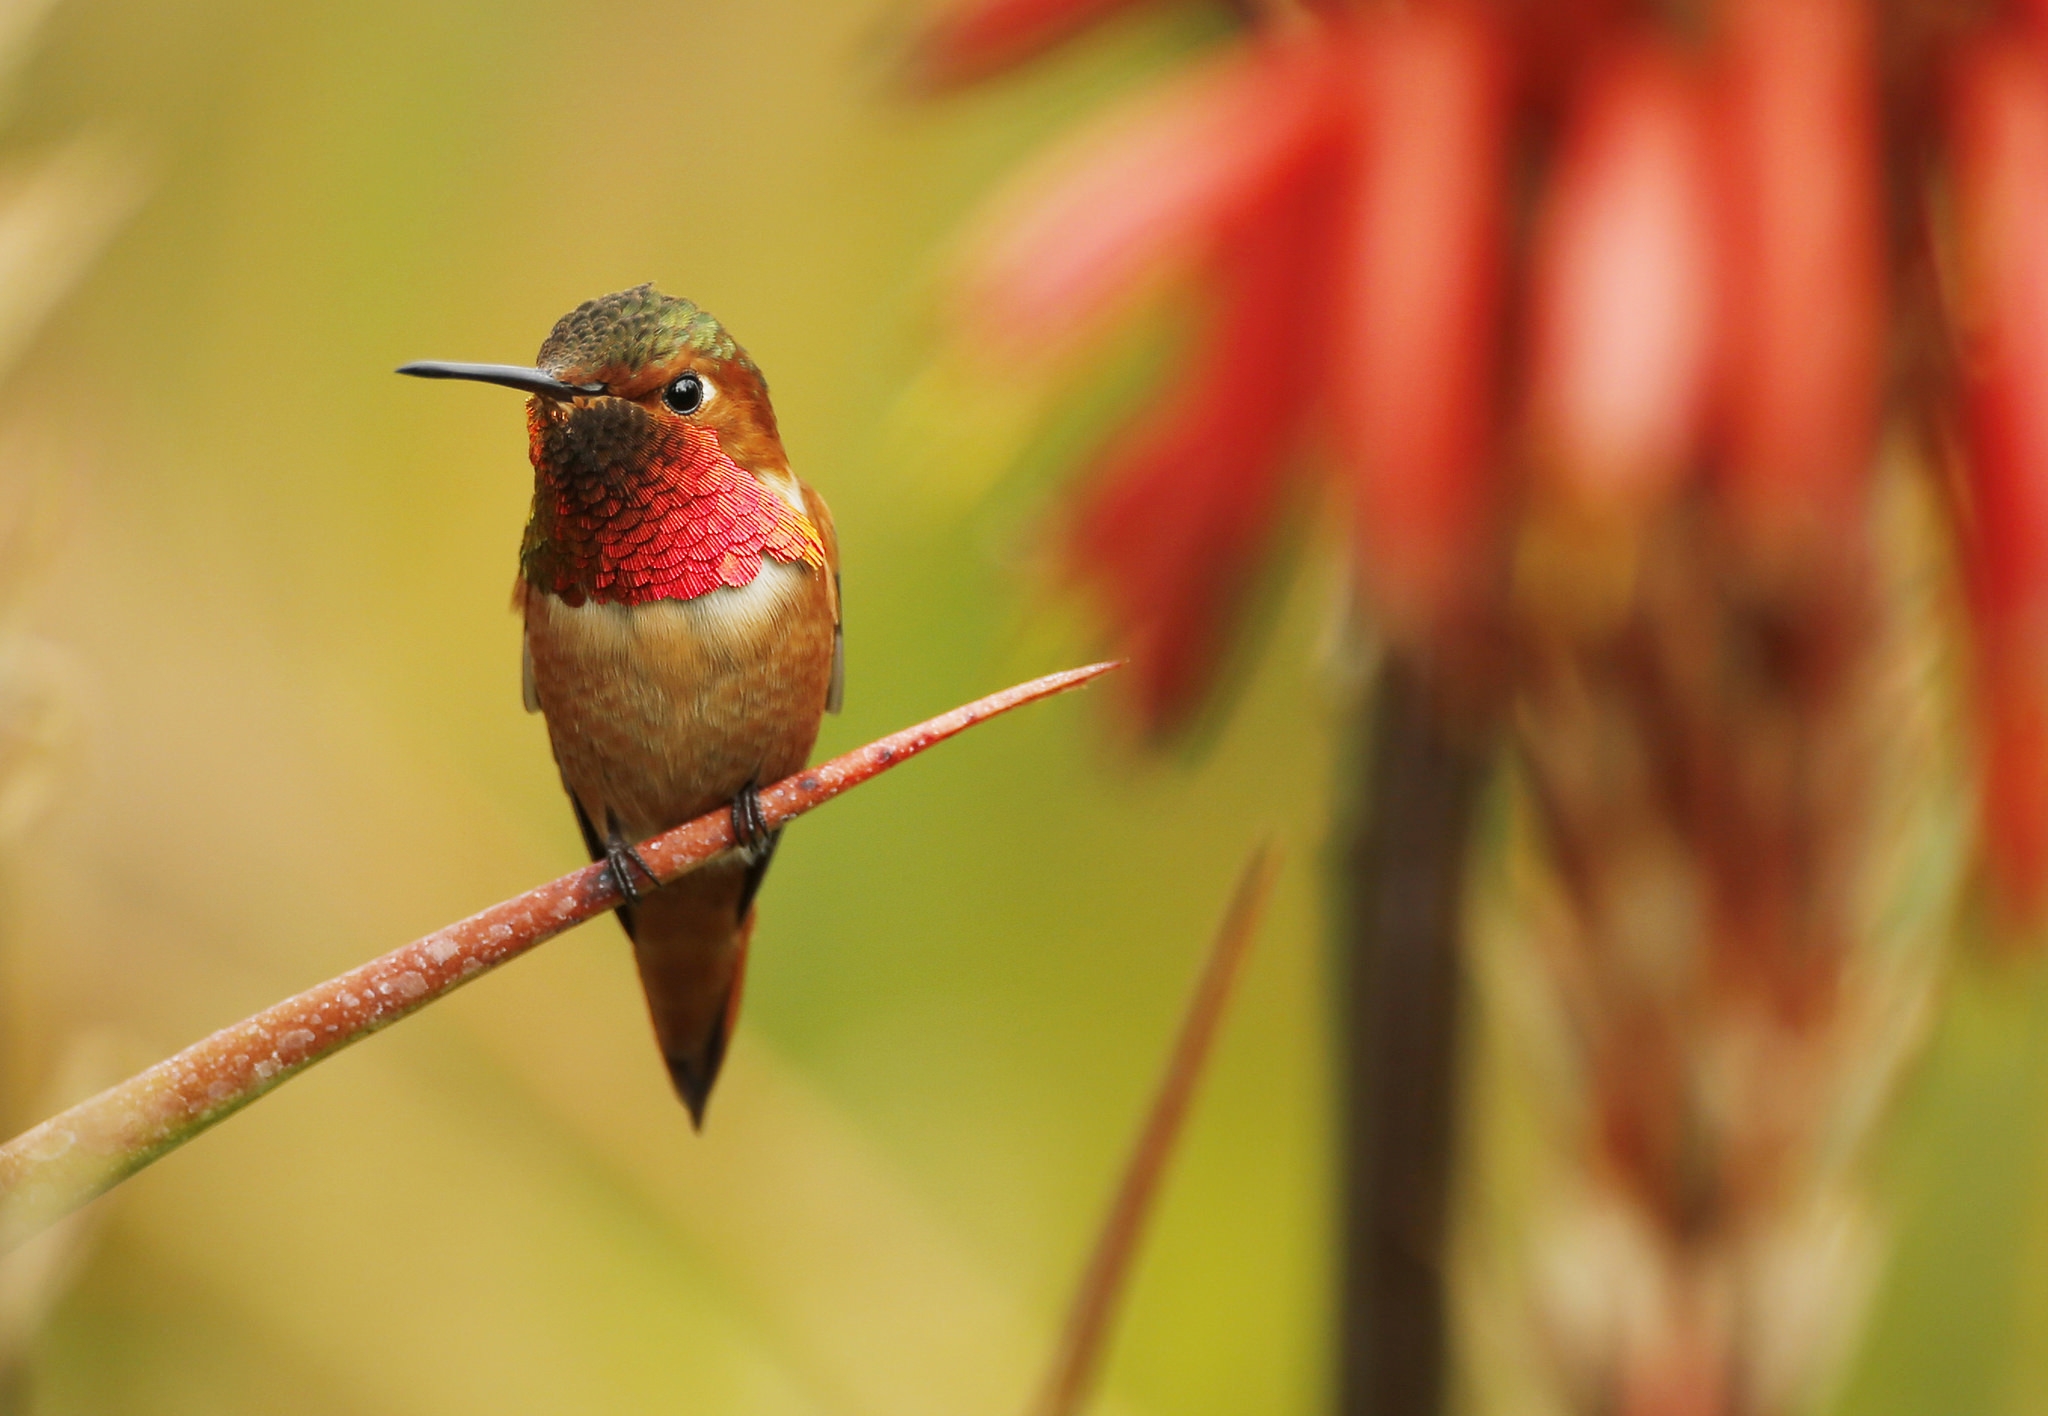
[522,558,809,714]
[669,556,810,643]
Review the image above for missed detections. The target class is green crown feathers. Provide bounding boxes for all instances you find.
[536,283,755,382]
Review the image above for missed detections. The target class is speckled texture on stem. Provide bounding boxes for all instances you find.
[0,661,1117,1253]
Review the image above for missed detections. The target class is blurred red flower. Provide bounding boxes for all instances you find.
[923,8,2048,1413]
[928,0,2048,920]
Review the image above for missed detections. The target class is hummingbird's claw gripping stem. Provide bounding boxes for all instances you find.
[602,811,662,904]
[731,780,771,859]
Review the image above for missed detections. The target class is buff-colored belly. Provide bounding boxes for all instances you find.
[521,559,835,841]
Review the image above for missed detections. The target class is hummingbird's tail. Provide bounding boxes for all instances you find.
[623,857,758,1128]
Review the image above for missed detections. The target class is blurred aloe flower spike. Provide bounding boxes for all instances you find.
[920,0,2048,1411]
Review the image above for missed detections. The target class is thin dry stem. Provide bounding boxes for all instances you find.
[0,661,1119,1253]
[1029,844,1278,1416]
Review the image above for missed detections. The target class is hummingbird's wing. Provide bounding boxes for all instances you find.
[827,571,843,715]
[803,482,844,715]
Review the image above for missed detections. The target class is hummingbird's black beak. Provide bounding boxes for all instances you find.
[395,361,605,400]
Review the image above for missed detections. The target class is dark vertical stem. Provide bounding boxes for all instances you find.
[1336,652,1489,1416]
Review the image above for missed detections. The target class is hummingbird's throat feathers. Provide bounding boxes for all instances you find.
[520,395,824,608]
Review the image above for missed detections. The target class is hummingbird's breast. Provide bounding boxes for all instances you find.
[521,555,837,840]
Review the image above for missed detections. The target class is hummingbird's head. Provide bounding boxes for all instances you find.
[400,285,821,606]
[528,283,785,475]
[397,282,785,477]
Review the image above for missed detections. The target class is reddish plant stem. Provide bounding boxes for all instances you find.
[1030,844,1278,1416]
[0,661,1119,1254]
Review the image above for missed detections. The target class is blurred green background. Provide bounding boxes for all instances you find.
[0,2,2042,1413]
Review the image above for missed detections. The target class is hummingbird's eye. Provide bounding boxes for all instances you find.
[662,371,709,416]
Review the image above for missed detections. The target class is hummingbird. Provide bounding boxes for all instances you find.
[400,284,842,1126]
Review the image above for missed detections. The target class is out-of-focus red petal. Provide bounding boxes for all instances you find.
[1713,0,1885,557]
[1068,177,1334,735]
[907,0,1155,90]
[1528,39,1721,520]
[1949,32,2048,919]
[1329,11,1508,641]
[1952,34,2048,634]
[948,34,1341,365]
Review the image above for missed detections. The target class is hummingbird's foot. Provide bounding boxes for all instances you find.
[604,839,661,903]
[601,812,661,903]
[730,780,771,860]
